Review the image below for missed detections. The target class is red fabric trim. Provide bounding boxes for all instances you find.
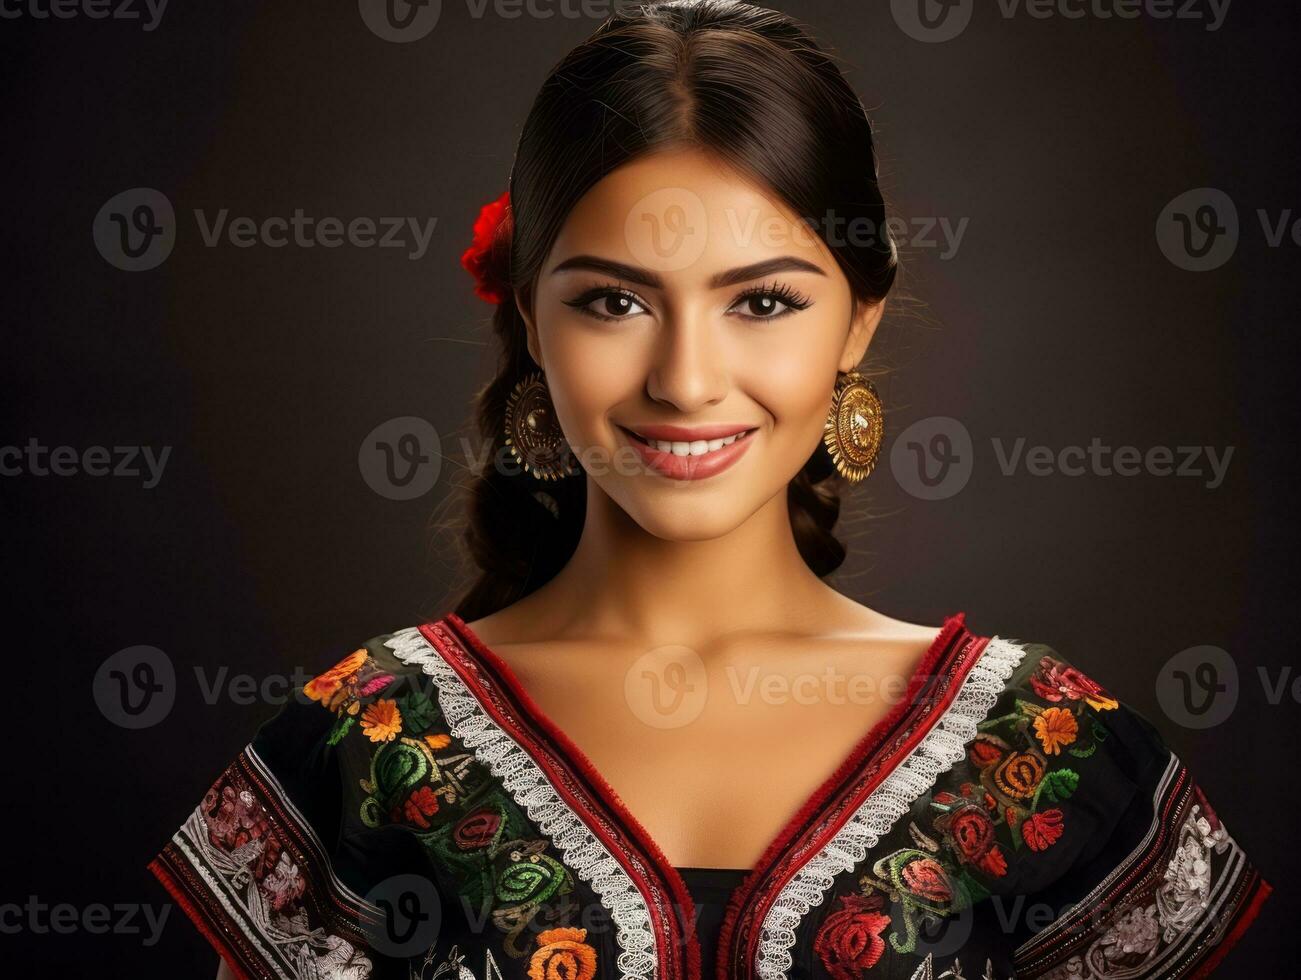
[737,627,986,975]
[429,617,698,980]
[147,855,256,980]
[1188,875,1272,980]
[718,612,975,978]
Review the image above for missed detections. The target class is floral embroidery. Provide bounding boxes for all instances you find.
[1032,707,1077,755]
[314,646,586,967]
[1021,810,1065,852]
[304,649,369,707]
[360,699,403,742]
[1034,788,1240,979]
[527,926,598,980]
[814,893,892,979]
[164,762,373,979]
[815,654,1127,965]
[1028,656,1119,712]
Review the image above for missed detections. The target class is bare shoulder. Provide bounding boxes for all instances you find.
[816,588,952,646]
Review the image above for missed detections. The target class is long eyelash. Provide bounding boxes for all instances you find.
[733,281,813,315]
[561,281,643,319]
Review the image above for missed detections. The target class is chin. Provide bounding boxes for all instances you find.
[619,496,755,543]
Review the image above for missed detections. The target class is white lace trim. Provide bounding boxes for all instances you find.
[754,636,1028,980]
[385,626,658,980]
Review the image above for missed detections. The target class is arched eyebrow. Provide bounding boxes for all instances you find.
[549,255,826,289]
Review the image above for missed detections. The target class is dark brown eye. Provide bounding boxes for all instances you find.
[600,293,637,317]
[727,285,810,320]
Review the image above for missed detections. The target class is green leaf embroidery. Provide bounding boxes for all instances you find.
[398,691,439,733]
[326,715,355,745]
[1034,768,1080,808]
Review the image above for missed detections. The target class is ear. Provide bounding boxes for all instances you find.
[838,297,886,373]
[515,287,543,369]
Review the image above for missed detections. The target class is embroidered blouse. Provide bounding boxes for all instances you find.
[149,612,1271,980]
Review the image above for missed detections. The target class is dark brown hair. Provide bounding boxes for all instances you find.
[446,0,898,621]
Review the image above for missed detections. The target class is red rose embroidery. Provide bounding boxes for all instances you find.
[1029,656,1118,711]
[968,737,1005,769]
[1021,809,1065,852]
[814,894,891,979]
[937,803,1009,879]
[947,805,995,862]
[454,808,503,850]
[901,857,953,905]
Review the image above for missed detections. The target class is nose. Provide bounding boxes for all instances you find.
[643,307,729,413]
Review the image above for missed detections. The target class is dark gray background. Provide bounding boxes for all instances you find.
[2,0,1292,974]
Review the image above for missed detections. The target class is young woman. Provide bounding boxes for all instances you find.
[150,2,1269,978]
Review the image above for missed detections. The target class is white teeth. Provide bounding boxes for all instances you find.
[647,431,748,456]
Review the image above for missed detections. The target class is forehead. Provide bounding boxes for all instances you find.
[542,147,836,283]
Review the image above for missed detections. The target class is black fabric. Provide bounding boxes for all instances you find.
[675,866,747,977]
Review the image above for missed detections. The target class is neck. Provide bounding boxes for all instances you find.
[526,478,836,647]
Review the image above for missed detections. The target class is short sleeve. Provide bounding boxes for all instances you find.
[1003,643,1272,979]
[147,637,410,980]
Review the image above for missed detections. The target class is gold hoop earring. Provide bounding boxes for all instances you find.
[823,370,884,482]
[504,371,578,481]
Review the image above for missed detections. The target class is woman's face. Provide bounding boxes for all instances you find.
[517,147,884,541]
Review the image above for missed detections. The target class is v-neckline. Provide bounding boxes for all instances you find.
[426,610,982,980]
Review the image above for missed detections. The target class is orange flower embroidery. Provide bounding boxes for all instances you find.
[304,649,368,710]
[1033,707,1078,755]
[528,927,598,980]
[425,734,452,751]
[359,699,403,742]
[993,751,1046,801]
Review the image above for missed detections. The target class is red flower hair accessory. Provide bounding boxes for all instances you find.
[460,190,512,305]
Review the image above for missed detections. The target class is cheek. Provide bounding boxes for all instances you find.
[537,317,645,447]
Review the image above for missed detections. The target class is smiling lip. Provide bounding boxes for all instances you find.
[617,423,759,481]
[624,423,756,442]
